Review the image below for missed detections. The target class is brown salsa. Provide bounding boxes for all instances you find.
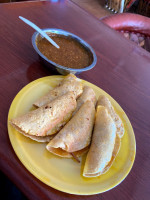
[37,34,93,69]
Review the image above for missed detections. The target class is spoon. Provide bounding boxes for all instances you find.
[19,16,60,49]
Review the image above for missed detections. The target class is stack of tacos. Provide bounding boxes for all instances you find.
[10,74,124,177]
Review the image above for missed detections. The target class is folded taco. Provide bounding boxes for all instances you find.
[83,105,121,177]
[33,74,83,107]
[46,101,95,158]
[10,92,76,142]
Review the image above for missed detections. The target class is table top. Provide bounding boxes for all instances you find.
[0,1,150,200]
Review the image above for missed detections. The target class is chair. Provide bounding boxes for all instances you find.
[101,13,150,51]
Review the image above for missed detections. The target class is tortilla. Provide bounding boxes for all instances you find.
[83,106,120,177]
[33,74,83,107]
[72,86,97,116]
[10,92,77,142]
[46,101,95,157]
[97,95,124,138]
[15,128,55,142]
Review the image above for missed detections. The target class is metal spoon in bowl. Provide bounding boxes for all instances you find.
[19,16,60,49]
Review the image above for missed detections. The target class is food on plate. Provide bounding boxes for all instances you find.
[37,34,93,69]
[46,101,95,158]
[10,73,125,177]
[33,74,83,107]
[97,95,124,138]
[83,105,121,177]
[72,86,97,116]
[10,92,76,142]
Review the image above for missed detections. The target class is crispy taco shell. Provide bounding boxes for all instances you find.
[10,92,76,142]
[83,106,120,177]
[46,101,95,157]
[33,74,83,107]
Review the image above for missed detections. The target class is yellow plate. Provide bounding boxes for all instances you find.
[8,76,136,195]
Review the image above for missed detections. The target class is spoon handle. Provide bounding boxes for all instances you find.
[19,16,59,49]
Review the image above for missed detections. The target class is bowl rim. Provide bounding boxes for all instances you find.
[32,28,97,72]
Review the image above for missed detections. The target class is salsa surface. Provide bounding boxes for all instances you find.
[37,35,93,69]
